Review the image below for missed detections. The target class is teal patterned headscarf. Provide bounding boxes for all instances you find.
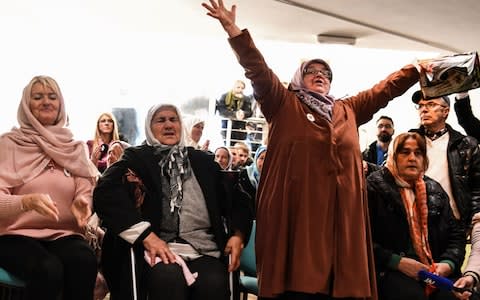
[289,59,335,121]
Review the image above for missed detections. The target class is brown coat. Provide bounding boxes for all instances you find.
[229,30,419,299]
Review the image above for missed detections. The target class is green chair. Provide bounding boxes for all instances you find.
[239,221,257,300]
[0,267,26,300]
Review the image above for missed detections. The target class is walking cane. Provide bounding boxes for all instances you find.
[130,248,137,300]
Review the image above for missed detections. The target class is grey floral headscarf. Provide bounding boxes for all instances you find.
[145,104,191,213]
[289,59,335,122]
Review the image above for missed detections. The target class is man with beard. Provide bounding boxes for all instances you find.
[362,116,395,166]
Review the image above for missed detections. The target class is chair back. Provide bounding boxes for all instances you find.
[240,221,256,277]
[0,267,26,300]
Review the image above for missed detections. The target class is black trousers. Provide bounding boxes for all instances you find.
[0,234,97,300]
[147,255,229,300]
[378,270,457,300]
[103,233,230,300]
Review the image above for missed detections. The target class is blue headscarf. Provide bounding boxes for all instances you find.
[246,146,267,188]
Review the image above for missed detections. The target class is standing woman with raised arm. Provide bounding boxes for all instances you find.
[202,1,422,299]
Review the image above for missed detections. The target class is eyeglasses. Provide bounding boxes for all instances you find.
[303,68,332,80]
[414,102,447,110]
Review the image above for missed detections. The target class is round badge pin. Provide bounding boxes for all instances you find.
[306,113,315,122]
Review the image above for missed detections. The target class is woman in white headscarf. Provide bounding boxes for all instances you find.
[94,103,252,300]
[182,114,210,151]
[214,146,233,170]
[0,75,99,300]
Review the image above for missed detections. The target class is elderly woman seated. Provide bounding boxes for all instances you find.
[367,132,466,300]
[94,103,252,300]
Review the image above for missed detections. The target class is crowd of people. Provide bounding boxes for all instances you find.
[1,1,480,300]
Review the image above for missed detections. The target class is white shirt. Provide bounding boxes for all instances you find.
[425,132,460,219]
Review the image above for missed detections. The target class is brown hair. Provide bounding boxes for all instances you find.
[391,132,429,171]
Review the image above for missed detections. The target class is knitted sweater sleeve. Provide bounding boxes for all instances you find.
[0,187,24,218]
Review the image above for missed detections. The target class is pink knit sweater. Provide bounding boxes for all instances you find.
[0,164,94,240]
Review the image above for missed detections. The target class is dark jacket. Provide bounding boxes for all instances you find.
[367,168,466,277]
[216,92,253,119]
[93,145,252,299]
[238,168,257,217]
[410,124,480,228]
[362,140,383,165]
[362,141,386,177]
[454,95,480,141]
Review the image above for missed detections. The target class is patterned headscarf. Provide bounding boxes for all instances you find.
[145,104,191,213]
[289,59,335,122]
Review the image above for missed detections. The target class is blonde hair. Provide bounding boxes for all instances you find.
[234,141,251,157]
[19,75,65,126]
[92,112,120,151]
[233,80,246,90]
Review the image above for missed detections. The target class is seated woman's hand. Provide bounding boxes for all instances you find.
[142,233,176,266]
[21,193,60,221]
[91,145,102,164]
[71,198,92,228]
[224,233,244,272]
[397,257,429,279]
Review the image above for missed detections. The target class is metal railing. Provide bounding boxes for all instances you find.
[219,117,266,152]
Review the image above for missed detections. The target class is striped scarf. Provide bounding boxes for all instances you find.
[398,179,433,266]
[386,163,435,295]
[156,145,191,213]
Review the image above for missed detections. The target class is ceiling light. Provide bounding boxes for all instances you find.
[317,34,356,45]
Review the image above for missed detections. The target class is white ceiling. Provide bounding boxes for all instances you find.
[1,0,478,53]
[193,0,480,53]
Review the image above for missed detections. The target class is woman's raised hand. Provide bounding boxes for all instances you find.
[201,0,242,37]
